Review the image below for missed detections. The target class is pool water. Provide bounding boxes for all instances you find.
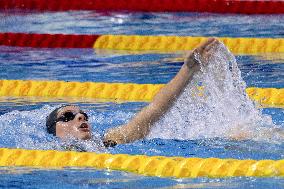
[0,10,283,189]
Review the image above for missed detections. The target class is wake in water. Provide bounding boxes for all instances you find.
[148,42,283,143]
[0,104,133,151]
[0,42,282,151]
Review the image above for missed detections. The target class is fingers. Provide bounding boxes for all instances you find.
[196,37,216,52]
[184,38,222,69]
[204,38,221,52]
[103,140,117,147]
[195,37,222,53]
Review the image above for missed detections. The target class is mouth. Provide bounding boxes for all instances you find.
[78,123,90,132]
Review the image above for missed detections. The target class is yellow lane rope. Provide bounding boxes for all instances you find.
[0,80,163,101]
[94,35,284,54]
[0,148,283,178]
[0,80,283,107]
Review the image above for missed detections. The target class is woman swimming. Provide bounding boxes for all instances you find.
[46,38,225,147]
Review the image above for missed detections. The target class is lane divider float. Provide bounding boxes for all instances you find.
[94,35,284,55]
[0,0,283,14]
[0,80,283,107]
[0,33,99,48]
[0,148,283,178]
[0,33,284,54]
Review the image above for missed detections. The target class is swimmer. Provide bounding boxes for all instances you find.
[46,38,221,148]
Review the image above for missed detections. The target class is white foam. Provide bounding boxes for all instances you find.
[0,43,282,149]
[0,105,132,151]
[148,42,283,143]
[0,105,56,150]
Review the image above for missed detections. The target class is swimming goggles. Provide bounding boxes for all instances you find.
[56,111,89,123]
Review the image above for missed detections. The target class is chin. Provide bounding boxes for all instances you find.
[79,132,92,140]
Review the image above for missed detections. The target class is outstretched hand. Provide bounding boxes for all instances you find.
[184,38,222,70]
[103,38,226,145]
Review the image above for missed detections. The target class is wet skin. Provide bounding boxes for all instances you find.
[54,39,225,143]
[55,106,92,140]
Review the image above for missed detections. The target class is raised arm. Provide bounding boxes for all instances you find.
[103,38,219,145]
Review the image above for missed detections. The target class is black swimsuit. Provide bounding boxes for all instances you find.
[61,139,117,152]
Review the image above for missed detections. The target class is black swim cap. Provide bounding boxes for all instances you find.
[46,106,66,136]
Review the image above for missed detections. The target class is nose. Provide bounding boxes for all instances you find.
[75,113,87,122]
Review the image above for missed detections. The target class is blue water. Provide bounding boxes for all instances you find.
[1,11,284,37]
[0,47,283,88]
[0,10,284,189]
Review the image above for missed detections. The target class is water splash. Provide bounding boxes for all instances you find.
[0,43,282,151]
[148,42,283,143]
[0,105,56,150]
[0,104,133,151]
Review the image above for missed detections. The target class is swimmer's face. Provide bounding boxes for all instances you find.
[55,106,92,140]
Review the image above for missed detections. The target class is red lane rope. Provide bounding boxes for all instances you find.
[0,33,99,48]
[0,0,283,14]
